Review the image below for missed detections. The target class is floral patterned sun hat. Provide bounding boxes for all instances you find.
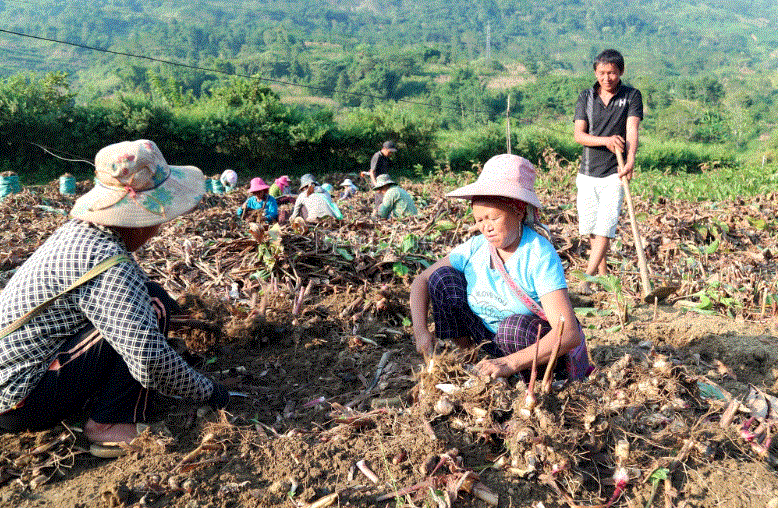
[71,139,205,227]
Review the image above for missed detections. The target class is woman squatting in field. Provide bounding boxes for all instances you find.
[410,154,593,381]
[0,140,230,458]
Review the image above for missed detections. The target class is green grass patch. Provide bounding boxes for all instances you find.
[632,161,777,202]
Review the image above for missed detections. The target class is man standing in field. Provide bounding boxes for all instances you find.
[364,140,397,187]
[362,140,398,207]
[573,49,643,294]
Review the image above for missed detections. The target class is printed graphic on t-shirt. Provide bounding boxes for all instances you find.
[472,290,508,324]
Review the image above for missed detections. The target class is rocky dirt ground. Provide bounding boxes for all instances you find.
[0,164,776,508]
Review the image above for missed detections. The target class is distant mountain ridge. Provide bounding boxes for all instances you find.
[0,0,775,83]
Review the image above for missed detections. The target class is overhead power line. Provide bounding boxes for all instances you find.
[0,28,496,115]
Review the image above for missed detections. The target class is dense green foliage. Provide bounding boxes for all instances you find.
[0,73,440,182]
[0,1,775,197]
[1,0,775,79]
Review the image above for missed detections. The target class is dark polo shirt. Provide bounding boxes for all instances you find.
[574,82,643,177]
[370,151,392,178]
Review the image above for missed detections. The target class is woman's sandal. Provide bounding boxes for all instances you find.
[88,423,150,458]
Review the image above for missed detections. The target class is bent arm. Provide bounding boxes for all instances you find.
[574,119,625,154]
[620,116,641,179]
[376,192,393,219]
[82,264,214,402]
[410,256,452,357]
[265,197,279,222]
[368,153,379,186]
[290,195,304,220]
[477,289,580,378]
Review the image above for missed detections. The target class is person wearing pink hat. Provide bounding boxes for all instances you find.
[409,153,593,382]
[269,175,295,205]
[0,140,231,458]
[237,177,278,222]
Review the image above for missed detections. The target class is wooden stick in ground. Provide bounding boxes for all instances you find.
[617,150,652,299]
[528,324,541,394]
[521,324,543,416]
[542,316,564,394]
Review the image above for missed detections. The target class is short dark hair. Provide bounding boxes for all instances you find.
[593,49,624,73]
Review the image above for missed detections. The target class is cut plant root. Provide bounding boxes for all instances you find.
[411,347,777,507]
[0,167,775,508]
[376,447,499,506]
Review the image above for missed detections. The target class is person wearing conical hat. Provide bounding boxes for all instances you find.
[409,153,593,382]
[338,178,358,201]
[0,140,231,458]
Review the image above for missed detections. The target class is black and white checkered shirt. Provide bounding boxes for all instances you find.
[0,219,214,412]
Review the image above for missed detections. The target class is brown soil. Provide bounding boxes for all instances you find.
[1,307,775,508]
[0,175,776,508]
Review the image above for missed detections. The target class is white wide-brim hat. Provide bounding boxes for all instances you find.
[71,140,205,227]
[446,153,542,209]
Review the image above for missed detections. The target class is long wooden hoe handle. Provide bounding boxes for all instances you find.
[617,151,652,298]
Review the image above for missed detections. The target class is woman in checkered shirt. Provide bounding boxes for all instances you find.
[0,140,230,457]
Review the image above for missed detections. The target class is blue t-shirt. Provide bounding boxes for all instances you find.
[237,195,278,222]
[448,227,567,333]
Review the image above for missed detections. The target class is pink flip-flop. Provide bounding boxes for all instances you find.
[88,423,149,459]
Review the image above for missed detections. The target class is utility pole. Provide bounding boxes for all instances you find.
[485,22,491,59]
[506,94,511,154]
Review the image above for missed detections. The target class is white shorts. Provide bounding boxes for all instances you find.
[576,173,624,238]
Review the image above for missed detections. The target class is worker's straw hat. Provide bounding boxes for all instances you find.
[372,174,396,190]
[299,174,317,190]
[71,140,204,227]
[249,177,270,193]
[275,175,290,189]
[446,154,542,209]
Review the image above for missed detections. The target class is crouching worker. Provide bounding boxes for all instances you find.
[269,175,295,205]
[373,174,418,219]
[237,177,278,222]
[338,178,358,201]
[220,168,238,193]
[0,140,230,458]
[290,174,341,222]
[409,154,593,381]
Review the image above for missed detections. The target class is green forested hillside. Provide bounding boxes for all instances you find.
[0,0,776,187]
[0,0,775,81]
